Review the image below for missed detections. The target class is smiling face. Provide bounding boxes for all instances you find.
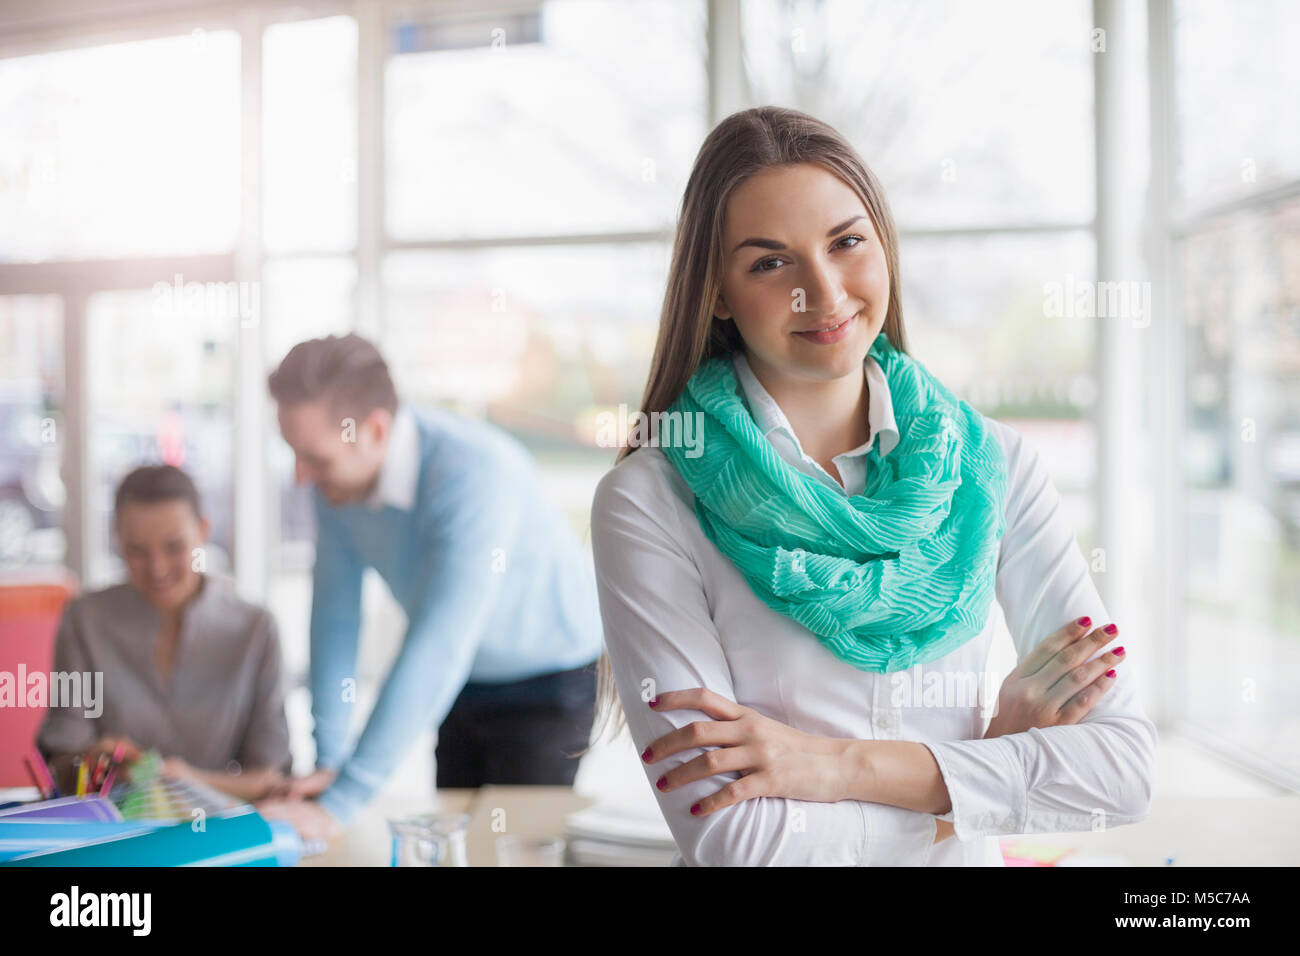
[117,499,209,614]
[276,399,390,507]
[713,162,891,393]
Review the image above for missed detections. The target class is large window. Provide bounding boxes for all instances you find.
[743,0,1094,228]
[386,1,705,240]
[1171,0,1300,783]
[0,31,240,262]
[0,29,242,584]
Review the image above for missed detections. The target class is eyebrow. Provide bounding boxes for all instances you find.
[731,215,866,254]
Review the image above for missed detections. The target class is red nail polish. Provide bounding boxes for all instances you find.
[1077,616,1091,628]
[648,697,659,708]
[1113,646,1125,656]
[1106,669,1116,678]
[1104,624,1118,635]
[641,747,653,762]
[690,803,701,815]
[656,775,667,791]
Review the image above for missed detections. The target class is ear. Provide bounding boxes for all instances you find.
[363,407,394,446]
[198,515,212,542]
[713,291,732,321]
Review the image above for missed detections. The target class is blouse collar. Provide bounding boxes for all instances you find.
[731,350,901,461]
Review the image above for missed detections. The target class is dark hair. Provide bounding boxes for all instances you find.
[114,465,203,521]
[267,333,399,420]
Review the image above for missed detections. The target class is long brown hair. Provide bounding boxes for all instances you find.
[579,105,912,753]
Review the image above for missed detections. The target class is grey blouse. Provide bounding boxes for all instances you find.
[37,574,292,774]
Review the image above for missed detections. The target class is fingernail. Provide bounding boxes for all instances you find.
[1106,669,1116,678]
[1113,646,1125,656]
[690,803,701,815]
[1104,624,1118,635]
[1077,616,1091,627]
[656,775,667,791]
[641,747,653,762]
[648,697,659,708]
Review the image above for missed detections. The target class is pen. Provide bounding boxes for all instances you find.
[76,756,89,798]
[25,747,59,799]
[99,742,127,796]
[24,753,52,800]
[90,751,110,791]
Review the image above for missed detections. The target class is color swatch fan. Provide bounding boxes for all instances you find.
[106,750,244,823]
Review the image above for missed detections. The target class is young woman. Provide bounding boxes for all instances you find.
[588,106,1157,866]
[38,464,293,802]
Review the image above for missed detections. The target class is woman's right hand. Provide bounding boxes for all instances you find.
[59,735,143,791]
[83,735,143,771]
[983,617,1126,739]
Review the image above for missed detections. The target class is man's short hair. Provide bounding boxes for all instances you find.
[267,333,399,420]
[114,464,203,521]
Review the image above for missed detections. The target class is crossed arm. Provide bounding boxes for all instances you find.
[641,603,1130,829]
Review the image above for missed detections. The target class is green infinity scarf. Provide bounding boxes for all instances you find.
[659,331,1008,673]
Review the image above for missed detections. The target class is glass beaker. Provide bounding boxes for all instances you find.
[388,812,471,866]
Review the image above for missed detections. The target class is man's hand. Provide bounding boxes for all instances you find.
[266,768,337,800]
[255,797,344,843]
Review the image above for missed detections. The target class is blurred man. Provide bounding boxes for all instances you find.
[258,334,603,840]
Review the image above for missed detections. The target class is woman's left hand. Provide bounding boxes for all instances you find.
[642,687,848,816]
[160,755,197,782]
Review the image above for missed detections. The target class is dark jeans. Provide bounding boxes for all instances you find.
[434,659,598,789]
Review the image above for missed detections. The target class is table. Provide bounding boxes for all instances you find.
[1033,794,1300,866]
[303,790,1300,867]
[302,785,596,866]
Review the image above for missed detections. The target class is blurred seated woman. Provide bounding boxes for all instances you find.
[38,464,293,801]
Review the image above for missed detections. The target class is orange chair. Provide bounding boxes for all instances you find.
[0,572,78,787]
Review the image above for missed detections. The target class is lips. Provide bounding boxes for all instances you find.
[794,311,859,344]
[799,315,855,334]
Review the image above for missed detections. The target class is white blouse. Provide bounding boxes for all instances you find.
[589,350,1158,866]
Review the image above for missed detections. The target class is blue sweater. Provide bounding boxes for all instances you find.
[311,407,604,824]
